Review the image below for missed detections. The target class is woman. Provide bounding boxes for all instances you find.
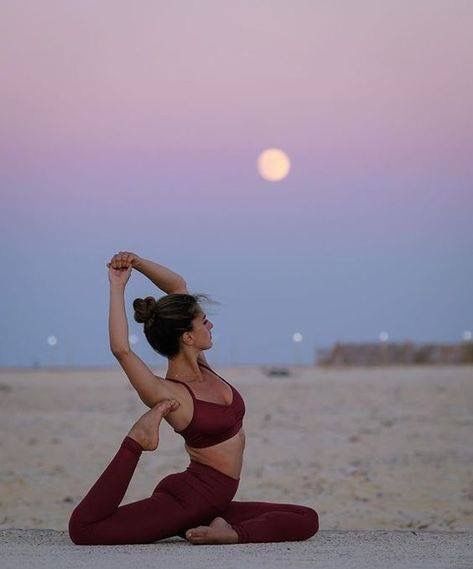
[68,252,319,545]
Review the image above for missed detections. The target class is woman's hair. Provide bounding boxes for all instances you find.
[132,292,219,358]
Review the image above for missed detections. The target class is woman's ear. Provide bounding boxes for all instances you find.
[182,331,193,346]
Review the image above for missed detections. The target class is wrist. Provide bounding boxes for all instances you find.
[110,282,126,292]
[133,256,145,271]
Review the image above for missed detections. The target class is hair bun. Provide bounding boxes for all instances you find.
[132,296,157,325]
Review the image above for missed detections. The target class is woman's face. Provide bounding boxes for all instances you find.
[195,311,213,347]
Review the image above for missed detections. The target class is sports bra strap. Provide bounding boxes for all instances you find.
[165,377,196,399]
[165,361,233,398]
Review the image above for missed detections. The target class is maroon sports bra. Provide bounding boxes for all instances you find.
[165,362,245,448]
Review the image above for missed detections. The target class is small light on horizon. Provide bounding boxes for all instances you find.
[463,330,472,341]
[47,335,58,346]
[293,332,303,343]
[379,332,389,342]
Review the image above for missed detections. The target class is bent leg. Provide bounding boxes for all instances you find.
[69,436,142,532]
[219,500,319,544]
[68,436,198,545]
[71,490,194,545]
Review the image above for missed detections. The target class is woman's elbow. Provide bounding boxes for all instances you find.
[111,347,130,359]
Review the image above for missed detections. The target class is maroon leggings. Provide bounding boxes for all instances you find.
[68,436,319,545]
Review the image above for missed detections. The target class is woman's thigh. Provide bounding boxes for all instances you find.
[71,472,219,546]
[153,470,233,518]
[219,500,317,525]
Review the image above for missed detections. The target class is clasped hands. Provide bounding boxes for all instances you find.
[107,251,142,287]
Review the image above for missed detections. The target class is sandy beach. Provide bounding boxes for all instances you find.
[1,364,472,532]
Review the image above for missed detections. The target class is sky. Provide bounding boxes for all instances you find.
[1,1,472,367]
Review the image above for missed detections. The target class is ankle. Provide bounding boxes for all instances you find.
[123,435,145,454]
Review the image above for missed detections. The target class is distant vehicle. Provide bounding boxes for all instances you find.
[261,366,291,377]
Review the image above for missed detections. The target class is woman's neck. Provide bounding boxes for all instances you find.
[166,354,205,383]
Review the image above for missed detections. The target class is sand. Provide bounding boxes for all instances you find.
[2,529,472,569]
[0,364,472,532]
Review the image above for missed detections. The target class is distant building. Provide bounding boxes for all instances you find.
[315,341,473,366]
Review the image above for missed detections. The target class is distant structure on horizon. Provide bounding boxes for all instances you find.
[315,341,473,367]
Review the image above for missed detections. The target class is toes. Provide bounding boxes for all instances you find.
[186,528,200,539]
[154,399,179,417]
[186,526,207,540]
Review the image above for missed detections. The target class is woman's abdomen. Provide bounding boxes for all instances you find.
[185,428,246,480]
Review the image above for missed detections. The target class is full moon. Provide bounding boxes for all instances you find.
[257,148,291,182]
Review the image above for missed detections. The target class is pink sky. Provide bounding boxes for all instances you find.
[1,1,472,365]
[2,2,472,185]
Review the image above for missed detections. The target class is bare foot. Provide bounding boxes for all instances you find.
[185,517,239,545]
[127,399,179,451]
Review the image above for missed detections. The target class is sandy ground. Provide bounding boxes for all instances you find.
[0,364,472,533]
[1,529,472,569]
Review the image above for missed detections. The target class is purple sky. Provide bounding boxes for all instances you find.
[1,1,472,367]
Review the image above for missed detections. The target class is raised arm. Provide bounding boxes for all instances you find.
[107,262,175,408]
[107,252,188,294]
[109,277,131,355]
[133,254,187,294]
[127,255,210,366]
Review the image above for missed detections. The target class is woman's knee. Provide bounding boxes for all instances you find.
[301,506,319,539]
[68,510,95,545]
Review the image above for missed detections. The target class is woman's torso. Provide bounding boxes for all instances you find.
[163,362,245,480]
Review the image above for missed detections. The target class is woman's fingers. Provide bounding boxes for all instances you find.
[115,253,125,269]
[120,252,139,268]
[107,252,132,270]
[109,251,139,269]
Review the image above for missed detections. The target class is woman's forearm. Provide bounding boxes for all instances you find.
[109,284,130,354]
[134,257,185,293]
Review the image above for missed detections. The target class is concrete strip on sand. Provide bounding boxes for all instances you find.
[1,530,471,569]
